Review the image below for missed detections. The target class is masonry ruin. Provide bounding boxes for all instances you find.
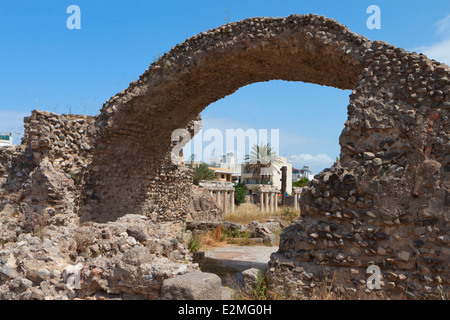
[0,14,448,300]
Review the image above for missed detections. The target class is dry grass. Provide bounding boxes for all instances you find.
[224,203,300,225]
[199,227,229,250]
[193,203,300,251]
[195,225,253,250]
[308,274,350,300]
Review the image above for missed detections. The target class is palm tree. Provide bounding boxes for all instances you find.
[192,163,216,185]
[244,143,281,184]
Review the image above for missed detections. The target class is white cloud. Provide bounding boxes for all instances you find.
[290,153,335,175]
[412,14,450,66]
[435,14,450,36]
[414,39,450,66]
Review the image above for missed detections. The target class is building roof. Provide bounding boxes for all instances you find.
[209,167,234,174]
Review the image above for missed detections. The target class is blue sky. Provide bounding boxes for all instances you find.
[0,1,449,174]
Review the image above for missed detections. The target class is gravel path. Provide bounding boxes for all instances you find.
[198,246,279,287]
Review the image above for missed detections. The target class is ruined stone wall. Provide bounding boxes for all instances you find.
[267,41,449,300]
[0,110,96,230]
[1,111,201,300]
[187,185,223,223]
[0,14,447,300]
[0,146,34,210]
[22,110,95,174]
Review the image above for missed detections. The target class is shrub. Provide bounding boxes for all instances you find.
[234,182,247,206]
[220,225,250,240]
[235,270,272,300]
[293,177,310,188]
[188,233,201,252]
[282,207,297,222]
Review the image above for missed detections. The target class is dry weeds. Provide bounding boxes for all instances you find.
[223,203,299,225]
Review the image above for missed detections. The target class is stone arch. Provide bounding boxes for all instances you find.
[79,12,449,257]
[80,14,372,222]
[75,13,449,299]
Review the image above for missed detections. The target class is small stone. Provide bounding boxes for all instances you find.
[295,266,304,273]
[367,211,377,218]
[126,237,137,247]
[424,286,432,293]
[406,291,416,300]
[398,251,410,261]
[171,250,183,261]
[1,265,12,278]
[413,239,423,247]
[126,225,148,242]
[372,158,382,166]
[241,268,262,292]
[363,152,375,160]
[393,233,402,241]
[387,282,396,289]
[335,253,345,261]
[37,268,51,280]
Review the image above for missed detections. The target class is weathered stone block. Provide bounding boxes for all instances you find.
[160,271,222,300]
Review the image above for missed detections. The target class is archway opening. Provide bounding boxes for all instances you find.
[80,15,367,223]
[184,80,351,177]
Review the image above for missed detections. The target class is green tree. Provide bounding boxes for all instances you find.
[193,163,215,185]
[244,143,281,184]
[293,177,310,188]
[234,182,247,206]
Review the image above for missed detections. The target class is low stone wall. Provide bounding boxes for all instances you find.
[22,110,95,174]
[2,111,96,230]
[0,112,200,299]
[187,185,222,222]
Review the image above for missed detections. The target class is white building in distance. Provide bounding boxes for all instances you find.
[210,152,242,182]
[241,156,292,195]
[0,133,12,147]
[293,166,314,181]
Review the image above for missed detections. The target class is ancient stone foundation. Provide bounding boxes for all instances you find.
[0,14,448,299]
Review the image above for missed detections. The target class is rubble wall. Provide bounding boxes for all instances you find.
[267,41,449,300]
[0,111,198,300]
[1,110,95,230]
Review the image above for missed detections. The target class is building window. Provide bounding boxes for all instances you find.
[0,135,11,141]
